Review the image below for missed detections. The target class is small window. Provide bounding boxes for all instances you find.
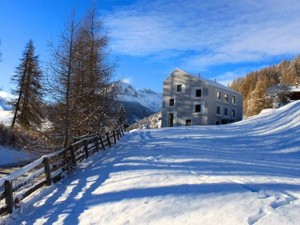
[232,96,236,104]
[177,84,182,92]
[195,104,201,113]
[169,98,174,106]
[224,93,229,102]
[186,119,191,126]
[217,91,221,100]
[216,106,221,115]
[195,89,202,97]
[224,108,228,116]
[231,109,236,118]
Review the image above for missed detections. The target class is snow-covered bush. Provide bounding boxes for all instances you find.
[266,84,291,108]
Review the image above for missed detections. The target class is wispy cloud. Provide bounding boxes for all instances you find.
[211,65,268,87]
[103,0,300,69]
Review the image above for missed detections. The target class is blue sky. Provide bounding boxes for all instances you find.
[1,0,300,93]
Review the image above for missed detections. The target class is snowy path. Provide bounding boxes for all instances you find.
[3,101,300,225]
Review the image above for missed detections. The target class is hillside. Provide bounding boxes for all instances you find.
[128,111,161,130]
[3,100,300,225]
[231,55,300,117]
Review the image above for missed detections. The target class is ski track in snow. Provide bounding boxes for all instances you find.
[1,101,300,225]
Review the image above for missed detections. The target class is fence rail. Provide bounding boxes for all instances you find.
[0,126,124,216]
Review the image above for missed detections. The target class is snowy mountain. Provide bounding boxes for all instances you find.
[116,82,162,124]
[0,91,13,111]
[2,100,300,225]
[0,91,14,126]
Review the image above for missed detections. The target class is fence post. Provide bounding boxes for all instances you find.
[116,128,120,140]
[113,130,117,144]
[43,157,52,186]
[120,126,124,136]
[95,136,99,152]
[99,135,105,150]
[4,180,13,214]
[106,132,111,147]
[69,146,77,166]
[84,140,89,158]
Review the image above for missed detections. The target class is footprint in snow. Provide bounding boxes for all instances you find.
[248,208,266,225]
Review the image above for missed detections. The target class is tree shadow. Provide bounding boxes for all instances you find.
[5,124,300,224]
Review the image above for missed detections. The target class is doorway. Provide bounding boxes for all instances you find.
[168,113,174,127]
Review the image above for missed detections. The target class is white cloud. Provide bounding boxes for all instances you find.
[103,0,300,69]
[211,65,270,86]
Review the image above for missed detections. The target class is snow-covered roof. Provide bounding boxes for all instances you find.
[172,68,241,95]
[290,86,300,92]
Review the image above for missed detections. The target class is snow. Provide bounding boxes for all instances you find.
[0,146,31,167]
[2,101,300,225]
[173,68,241,95]
[0,110,12,126]
[289,86,300,92]
[116,82,162,112]
[0,90,13,126]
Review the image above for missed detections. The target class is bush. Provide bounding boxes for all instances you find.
[0,124,53,155]
[0,123,19,148]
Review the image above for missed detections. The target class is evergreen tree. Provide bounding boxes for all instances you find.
[10,40,44,130]
[117,105,126,127]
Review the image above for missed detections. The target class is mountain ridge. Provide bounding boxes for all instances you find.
[116,82,162,125]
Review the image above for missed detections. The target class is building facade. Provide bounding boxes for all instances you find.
[161,69,243,127]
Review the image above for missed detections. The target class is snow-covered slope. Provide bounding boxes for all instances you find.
[128,111,162,130]
[3,101,300,225]
[116,82,162,112]
[0,146,32,167]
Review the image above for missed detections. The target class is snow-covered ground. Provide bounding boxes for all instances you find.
[2,101,300,225]
[0,146,32,167]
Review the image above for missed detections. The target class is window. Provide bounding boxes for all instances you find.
[217,91,221,100]
[224,107,228,116]
[232,96,236,104]
[195,104,201,113]
[177,84,182,92]
[216,106,221,115]
[195,89,202,97]
[231,109,236,118]
[186,119,191,126]
[224,93,229,102]
[169,98,174,106]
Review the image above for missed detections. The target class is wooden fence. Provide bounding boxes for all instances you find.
[0,126,124,216]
